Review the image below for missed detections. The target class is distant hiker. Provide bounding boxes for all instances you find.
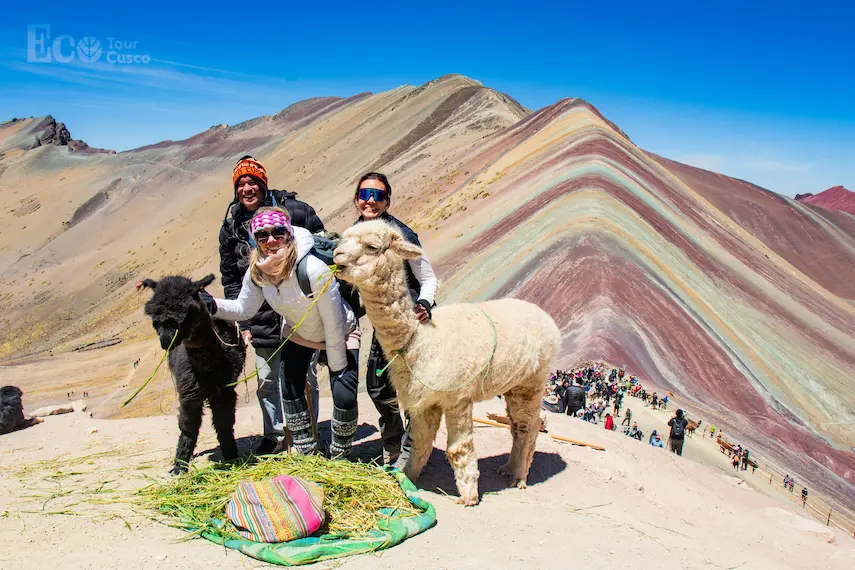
[604,413,615,431]
[621,408,632,426]
[783,474,791,488]
[667,409,688,456]
[563,377,586,418]
[219,155,324,456]
[650,431,664,448]
[556,379,571,413]
[353,172,438,466]
[732,443,742,459]
[801,487,808,505]
[213,206,359,458]
[628,422,642,440]
[613,391,623,416]
[741,448,750,471]
[709,424,716,439]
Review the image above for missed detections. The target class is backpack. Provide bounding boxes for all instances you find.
[671,418,686,439]
[295,233,365,318]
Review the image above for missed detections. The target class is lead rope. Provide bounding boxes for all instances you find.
[211,321,242,347]
[380,308,497,397]
[158,370,178,414]
[228,270,337,387]
[123,330,178,408]
[126,269,338,405]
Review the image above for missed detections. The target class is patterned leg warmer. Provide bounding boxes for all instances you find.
[330,406,358,459]
[283,398,317,455]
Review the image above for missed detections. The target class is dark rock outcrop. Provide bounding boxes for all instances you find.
[27,116,115,154]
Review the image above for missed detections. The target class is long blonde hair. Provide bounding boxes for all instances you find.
[248,206,297,287]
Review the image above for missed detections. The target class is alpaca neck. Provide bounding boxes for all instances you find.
[183,313,217,349]
[359,271,419,354]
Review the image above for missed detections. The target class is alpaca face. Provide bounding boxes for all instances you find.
[0,386,23,408]
[334,221,423,285]
[142,275,215,349]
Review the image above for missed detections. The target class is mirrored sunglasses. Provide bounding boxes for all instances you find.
[358,188,387,202]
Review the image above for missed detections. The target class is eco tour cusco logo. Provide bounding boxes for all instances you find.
[27,25,151,65]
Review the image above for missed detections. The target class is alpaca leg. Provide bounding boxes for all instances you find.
[403,406,442,482]
[172,399,203,474]
[444,404,480,506]
[210,390,238,461]
[502,386,541,489]
[497,394,521,478]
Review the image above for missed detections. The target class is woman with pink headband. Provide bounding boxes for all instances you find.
[212,206,360,458]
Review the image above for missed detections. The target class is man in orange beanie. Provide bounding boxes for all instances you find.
[219,155,324,455]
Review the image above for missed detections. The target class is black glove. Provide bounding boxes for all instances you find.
[416,299,432,320]
[198,290,217,315]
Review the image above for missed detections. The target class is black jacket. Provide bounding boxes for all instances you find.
[218,189,324,348]
[564,385,586,411]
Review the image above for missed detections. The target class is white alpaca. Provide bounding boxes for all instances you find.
[334,221,561,506]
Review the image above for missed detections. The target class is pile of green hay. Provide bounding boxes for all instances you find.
[137,454,420,538]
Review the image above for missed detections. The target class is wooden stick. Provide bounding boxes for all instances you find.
[473,417,606,451]
[487,412,548,432]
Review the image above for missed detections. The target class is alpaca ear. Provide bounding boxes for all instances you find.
[388,233,423,260]
[140,278,158,290]
[194,274,216,290]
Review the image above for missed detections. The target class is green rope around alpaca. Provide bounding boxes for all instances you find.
[378,308,497,397]
[127,269,340,406]
[229,271,337,387]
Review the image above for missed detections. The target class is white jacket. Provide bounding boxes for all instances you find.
[215,227,357,371]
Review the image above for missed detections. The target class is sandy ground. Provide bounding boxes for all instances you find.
[2,393,854,570]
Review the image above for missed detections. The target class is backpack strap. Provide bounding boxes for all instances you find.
[296,252,313,297]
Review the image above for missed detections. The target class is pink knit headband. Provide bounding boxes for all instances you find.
[250,211,292,235]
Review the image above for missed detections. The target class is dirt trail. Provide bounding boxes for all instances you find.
[2,395,853,570]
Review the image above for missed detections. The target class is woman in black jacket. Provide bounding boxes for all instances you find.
[352,172,438,466]
[218,155,324,454]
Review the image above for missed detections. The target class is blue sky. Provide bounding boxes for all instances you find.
[1,0,853,196]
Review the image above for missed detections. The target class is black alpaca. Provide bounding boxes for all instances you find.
[141,274,245,474]
[0,386,40,435]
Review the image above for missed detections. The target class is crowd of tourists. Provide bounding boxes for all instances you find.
[541,363,688,455]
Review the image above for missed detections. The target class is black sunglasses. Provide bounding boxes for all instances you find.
[253,226,289,243]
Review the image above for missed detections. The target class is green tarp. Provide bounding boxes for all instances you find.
[199,468,437,566]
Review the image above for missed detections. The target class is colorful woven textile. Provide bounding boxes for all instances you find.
[203,468,436,566]
[226,475,324,543]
